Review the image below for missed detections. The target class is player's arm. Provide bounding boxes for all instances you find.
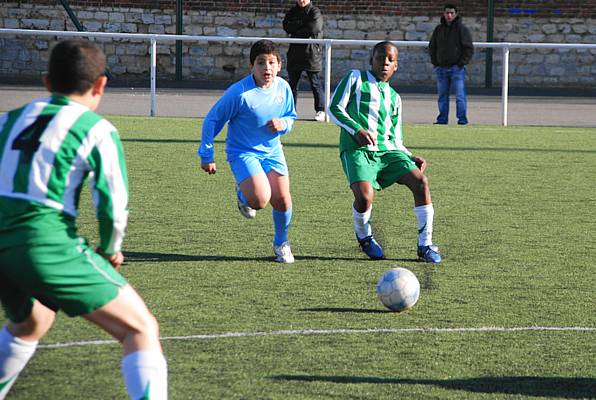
[411,155,427,173]
[354,129,377,146]
[267,82,297,134]
[389,94,423,171]
[88,128,129,265]
[328,70,365,135]
[96,248,124,270]
[198,87,240,173]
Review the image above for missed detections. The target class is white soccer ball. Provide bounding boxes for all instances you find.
[376,268,420,312]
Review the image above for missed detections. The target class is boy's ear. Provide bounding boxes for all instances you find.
[92,75,108,97]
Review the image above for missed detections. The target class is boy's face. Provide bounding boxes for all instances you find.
[297,0,311,7]
[444,8,457,24]
[250,53,281,88]
[370,45,398,82]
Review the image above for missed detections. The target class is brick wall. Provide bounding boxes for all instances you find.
[21,0,596,18]
[1,2,595,88]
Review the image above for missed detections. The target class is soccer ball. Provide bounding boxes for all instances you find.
[376,268,420,312]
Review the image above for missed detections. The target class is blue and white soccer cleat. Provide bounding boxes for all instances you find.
[236,189,256,219]
[357,235,385,260]
[417,245,442,264]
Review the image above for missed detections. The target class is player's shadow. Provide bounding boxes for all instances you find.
[124,251,404,263]
[270,375,596,398]
[296,255,413,262]
[299,307,389,314]
[123,251,271,263]
[123,251,367,263]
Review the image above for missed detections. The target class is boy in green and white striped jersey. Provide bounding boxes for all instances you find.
[329,41,441,263]
[0,40,167,399]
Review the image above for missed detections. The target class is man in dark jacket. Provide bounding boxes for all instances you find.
[428,4,474,125]
[283,0,325,121]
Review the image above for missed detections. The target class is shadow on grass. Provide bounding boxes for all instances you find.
[123,251,272,263]
[299,307,389,314]
[123,251,374,263]
[270,375,596,398]
[298,254,416,262]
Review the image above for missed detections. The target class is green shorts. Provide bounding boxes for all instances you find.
[340,149,417,190]
[0,237,127,323]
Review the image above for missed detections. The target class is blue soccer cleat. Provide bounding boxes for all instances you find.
[357,235,385,260]
[417,245,442,264]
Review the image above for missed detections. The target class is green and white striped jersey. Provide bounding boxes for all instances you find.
[0,95,128,254]
[329,69,411,155]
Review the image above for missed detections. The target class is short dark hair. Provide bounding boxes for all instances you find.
[249,39,281,65]
[47,39,106,95]
[444,3,458,12]
[372,41,398,57]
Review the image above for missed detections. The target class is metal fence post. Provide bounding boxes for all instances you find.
[501,46,509,127]
[150,37,157,117]
[324,40,332,122]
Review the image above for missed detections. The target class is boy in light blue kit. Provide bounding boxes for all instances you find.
[199,39,297,263]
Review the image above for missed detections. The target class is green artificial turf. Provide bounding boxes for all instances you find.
[3,116,595,399]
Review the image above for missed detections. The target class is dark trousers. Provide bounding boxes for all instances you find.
[287,69,325,112]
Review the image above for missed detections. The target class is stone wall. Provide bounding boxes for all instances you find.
[1,3,595,88]
[21,0,596,18]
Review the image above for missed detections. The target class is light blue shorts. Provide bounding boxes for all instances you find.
[228,148,289,184]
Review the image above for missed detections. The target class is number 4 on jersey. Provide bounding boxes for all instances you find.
[12,114,54,162]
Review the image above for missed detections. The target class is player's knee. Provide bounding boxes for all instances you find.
[141,312,160,337]
[250,197,269,210]
[246,192,270,210]
[118,312,161,352]
[270,194,292,211]
[356,188,374,208]
[9,301,56,340]
[413,175,429,195]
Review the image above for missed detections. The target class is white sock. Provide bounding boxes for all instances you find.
[353,204,372,240]
[414,204,434,246]
[0,326,38,400]
[121,350,168,400]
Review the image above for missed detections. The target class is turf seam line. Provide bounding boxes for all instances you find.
[38,326,596,349]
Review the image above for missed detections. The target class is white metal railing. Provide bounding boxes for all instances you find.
[1,28,595,125]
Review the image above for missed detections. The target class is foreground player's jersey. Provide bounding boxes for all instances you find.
[199,74,296,163]
[329,69,411,155]
[0,95,128,254]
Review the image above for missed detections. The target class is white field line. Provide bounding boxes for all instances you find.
[38,326,596,349]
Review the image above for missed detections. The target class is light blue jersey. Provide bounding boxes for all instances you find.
[199,75,296,164]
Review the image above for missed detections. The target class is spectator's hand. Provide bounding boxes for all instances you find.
[267,118,285,132]
[412,155,427,173]
[97,248,124,271]
[355,129,377,146]
[201,162,217,174]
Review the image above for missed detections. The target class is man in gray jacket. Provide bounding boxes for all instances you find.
[428,4,474,125]
[283,0,325,121]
